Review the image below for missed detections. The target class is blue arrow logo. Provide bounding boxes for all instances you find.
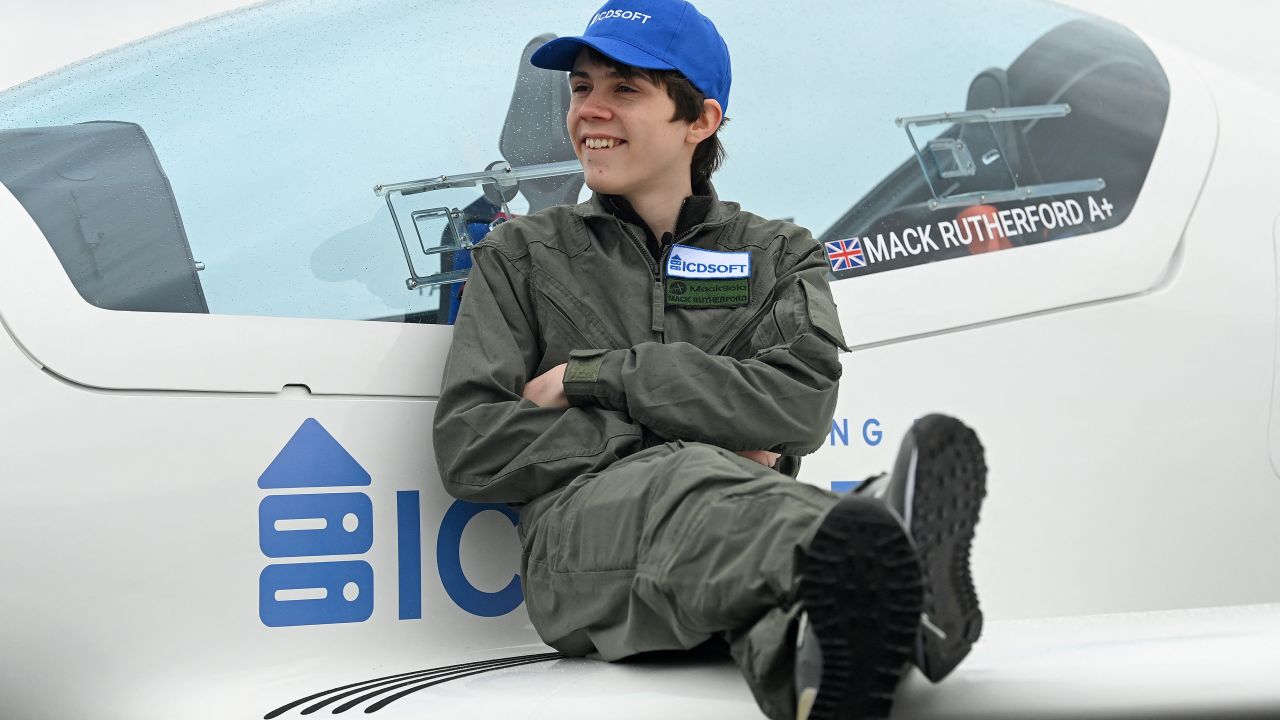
[258,418,370,489]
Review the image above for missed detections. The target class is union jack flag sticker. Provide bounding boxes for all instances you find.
[824,238,866,272]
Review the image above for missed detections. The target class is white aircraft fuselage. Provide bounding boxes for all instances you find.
[1,1,1278,717]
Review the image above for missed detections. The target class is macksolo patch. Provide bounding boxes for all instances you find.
[665,278,750,308]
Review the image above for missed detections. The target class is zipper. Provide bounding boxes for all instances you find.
[615,218,669,339]
[653,241,678,338]
[614,218,724,342]
[615,217,658,276]
[651,226,708,339]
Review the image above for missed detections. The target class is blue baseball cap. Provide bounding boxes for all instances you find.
[530,0,732,115]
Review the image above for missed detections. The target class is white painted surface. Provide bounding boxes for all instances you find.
[898,604,1280,719]
[3,1,1280,719]
[1057,0,1280,95]
[0,315,536,716]
[0,184,452,396]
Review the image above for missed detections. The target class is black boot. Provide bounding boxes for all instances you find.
[793,494,923,720]
[856,414,988,682]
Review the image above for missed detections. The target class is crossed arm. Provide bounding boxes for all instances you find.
[522,362,783,468]
[432,233,848,504]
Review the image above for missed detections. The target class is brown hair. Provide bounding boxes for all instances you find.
[580,47,729,185]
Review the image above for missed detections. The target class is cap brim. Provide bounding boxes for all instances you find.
[529,35,677,73]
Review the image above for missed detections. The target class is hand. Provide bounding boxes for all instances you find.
[522,363,569,409]
[735,450,781,468]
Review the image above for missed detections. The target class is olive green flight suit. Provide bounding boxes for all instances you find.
[432,184,849,719]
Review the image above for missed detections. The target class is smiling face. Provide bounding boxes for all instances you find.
[567,49,698,198]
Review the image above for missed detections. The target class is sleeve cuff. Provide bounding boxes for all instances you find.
[563,348,628,412]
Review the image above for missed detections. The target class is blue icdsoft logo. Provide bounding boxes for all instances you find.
[665,244,751,279]
[258,419,521,627]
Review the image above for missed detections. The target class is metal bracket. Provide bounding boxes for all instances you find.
[374,159,583,290]
[411,206,466,256]
[896,103,1105,209]
[927,137,976,179]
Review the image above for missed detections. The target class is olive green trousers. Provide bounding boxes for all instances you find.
[518,441,840,720]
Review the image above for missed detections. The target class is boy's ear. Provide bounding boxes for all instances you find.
[688,98,724,143]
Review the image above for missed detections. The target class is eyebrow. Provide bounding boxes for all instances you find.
[569,69,625,80]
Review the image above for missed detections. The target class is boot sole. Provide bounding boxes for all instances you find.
[797,494,923,720]
[907,415,988,683]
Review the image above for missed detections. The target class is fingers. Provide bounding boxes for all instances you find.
[734,450,781,468]
[523,363,570,408]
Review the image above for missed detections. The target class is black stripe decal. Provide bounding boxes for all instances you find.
[361,655,566,713]
[263,652,563,718]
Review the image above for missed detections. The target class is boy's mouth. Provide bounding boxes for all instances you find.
[583,137,627,150]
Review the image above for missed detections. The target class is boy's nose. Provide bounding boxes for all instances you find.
[575,92,613,122]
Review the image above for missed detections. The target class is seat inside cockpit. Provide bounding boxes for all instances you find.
[819,17,1170,277]
[428,33,586,324]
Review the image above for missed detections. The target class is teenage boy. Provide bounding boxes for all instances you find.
[432,1,988,718]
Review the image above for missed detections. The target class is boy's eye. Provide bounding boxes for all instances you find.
[572,84,634,94]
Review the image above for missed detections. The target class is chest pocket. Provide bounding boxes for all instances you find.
[531,268,625,375]
[725,276,851,371]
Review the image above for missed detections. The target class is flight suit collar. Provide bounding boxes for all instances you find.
[571,177,741,238]
[601,177,714,244]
